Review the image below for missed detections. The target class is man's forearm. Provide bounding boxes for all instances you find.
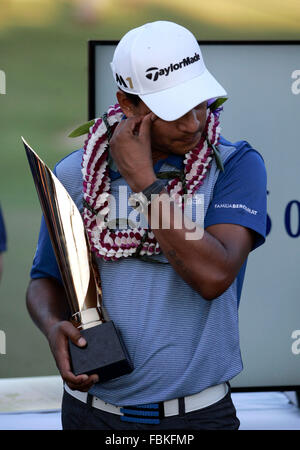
[147,190,237,300]
[26,278,70,338]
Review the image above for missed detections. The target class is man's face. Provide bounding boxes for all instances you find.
[123,96,207,156]
[137,101,207,155]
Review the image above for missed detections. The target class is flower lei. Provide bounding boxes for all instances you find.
[81,104,221,261]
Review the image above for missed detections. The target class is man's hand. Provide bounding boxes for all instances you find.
[26,278,99,392]
[47,320,99,392]
[109,113,157,192]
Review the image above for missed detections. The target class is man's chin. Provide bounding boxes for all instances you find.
[172,142,199,155]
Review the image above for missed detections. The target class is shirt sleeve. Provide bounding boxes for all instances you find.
[0,206,7,252]
[204,147,267,250]
[30,214,63,282]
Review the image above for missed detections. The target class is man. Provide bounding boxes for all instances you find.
[27,21,267,430]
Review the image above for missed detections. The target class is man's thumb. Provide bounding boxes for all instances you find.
[66,322,87,347]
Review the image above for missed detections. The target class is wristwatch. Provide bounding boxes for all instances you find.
[128,179,165,214]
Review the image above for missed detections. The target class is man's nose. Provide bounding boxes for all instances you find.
[177,109,201,134]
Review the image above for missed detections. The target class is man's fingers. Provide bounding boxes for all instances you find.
[53,333,81,385]
[138,113,155,139]
[49,321,87,380]
[65,374,99,392]
[64,371,97,386]
[117,115,141,131]
[57,330,99,390]
[114,114,153,138]
[47,321,100,392]
[112,112,157,144]
[124,115,144,136]
[63,321,87,347]
[63,370,88,386]
[59,349,99,391]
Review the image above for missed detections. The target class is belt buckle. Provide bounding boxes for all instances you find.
[120,402,164,425]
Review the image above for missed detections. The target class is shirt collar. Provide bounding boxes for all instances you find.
[110,153,184,181]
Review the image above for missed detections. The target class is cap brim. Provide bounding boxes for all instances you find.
[139,68,227,121]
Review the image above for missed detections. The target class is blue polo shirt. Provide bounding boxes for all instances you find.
[30,136,267,405]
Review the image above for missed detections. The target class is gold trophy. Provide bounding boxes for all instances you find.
[22,137,133,381]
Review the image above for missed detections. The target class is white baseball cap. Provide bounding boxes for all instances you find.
[110,21,227,121]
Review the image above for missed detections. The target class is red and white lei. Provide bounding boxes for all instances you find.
[82,104,221,261]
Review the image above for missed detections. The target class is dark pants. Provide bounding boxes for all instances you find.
[61,386,240,430]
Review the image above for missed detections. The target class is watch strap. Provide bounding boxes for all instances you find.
[142,179,165,201]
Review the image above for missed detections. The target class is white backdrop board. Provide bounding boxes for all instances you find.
[88,41,300,391]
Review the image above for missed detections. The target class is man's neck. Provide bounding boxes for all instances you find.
[151,149,168,165]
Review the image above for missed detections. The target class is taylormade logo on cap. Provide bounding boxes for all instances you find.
[115,52,201,88]
[145,52,200,82]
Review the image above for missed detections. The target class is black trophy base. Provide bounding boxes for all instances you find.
[68,320,133,382]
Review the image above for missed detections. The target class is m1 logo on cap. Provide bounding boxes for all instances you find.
[116,73,134,89]
[145,53,200,82]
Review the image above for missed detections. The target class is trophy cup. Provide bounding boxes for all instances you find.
[22,137,133,381]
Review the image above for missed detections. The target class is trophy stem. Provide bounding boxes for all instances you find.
[71,256,107,328]
[72,307,103,330]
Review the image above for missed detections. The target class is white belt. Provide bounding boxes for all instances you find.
[65,382,228,417]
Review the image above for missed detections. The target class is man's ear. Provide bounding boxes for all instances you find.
[116,90,135,117]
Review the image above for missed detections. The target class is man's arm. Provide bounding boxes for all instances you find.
[26,277,99,391]
[26,277,71,336]
[147,191,255,300]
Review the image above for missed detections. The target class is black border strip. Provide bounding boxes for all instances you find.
[87,39,300,394]
[230,385,300,393]
[88,41,96,121]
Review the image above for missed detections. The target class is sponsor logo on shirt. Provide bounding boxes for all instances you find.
[214,203,258,215]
